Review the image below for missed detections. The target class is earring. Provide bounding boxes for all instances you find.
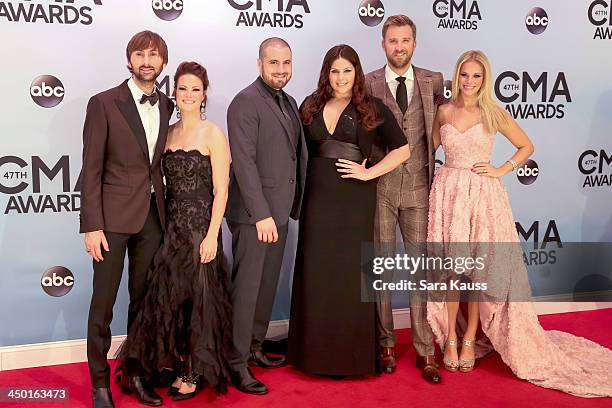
[176,108,181,119]
[200,103,207,121]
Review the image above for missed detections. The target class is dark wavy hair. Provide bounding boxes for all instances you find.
[173,61,209,108]
[301,44,382,130]
[126,30,168,72]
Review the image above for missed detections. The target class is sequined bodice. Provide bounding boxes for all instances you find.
[440,123,495,169]
[162,149,213,233]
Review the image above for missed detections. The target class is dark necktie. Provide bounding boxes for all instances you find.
[396,76,408,114]
[140,92,159,106]
[275,91,289,117]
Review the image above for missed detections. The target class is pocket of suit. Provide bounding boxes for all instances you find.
[260,177,276,188]
[102,183,132,195]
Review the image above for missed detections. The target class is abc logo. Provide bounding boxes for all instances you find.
[517,159,539,185]
[358,0,385,27]
[152,0,183,21]
[443,79,453,101]
[525,7,548,35]
[41,266,74,297]
[30,75,64,108]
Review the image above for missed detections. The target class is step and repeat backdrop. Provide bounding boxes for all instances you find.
[0,0,611,347]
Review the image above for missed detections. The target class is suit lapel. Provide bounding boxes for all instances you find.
[415,67,434,141]
[151,93,172,166]
[255,80,297,150]
[414,66,436,183]
[286,94,303,147]
[372,66,403,119]
[115,81,150,162]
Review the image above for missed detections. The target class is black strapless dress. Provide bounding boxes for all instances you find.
[118,149,232,393]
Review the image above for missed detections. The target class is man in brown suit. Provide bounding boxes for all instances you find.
[79,31,174,408]
[365,15,444,383]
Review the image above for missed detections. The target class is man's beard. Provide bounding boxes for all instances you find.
[133,66,161,83]
[387,52,412,71]
[264,73,290,90]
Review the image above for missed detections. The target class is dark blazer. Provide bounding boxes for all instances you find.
[78,79,174,234]
[226,78,308,226]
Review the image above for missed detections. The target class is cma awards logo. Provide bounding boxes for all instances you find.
[525,7,548,35]
[433,0,482,30]
[494,71,572,119]
[227,0,311,28]
[41,267,74,297]
[152,0,182,21]
[588,0,612,39]
[30,75,64,108]
[155,75,175,100]
[516,159,539,185]
[358,0,385,27]
[516,220,562,266]
[0,0,103,25]
[579,149,612,188]
[0,155,80,214]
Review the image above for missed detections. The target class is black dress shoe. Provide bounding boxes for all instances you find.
[120,374,163,406]
[230,367,269,395]
[92,387,114,408]
[249,349,286,368]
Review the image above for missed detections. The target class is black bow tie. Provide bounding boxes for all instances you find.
[140,92,159,106]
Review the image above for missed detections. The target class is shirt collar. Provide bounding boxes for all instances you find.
[385,64,414,84]
[257,76,284,98]
[127,76,157,104]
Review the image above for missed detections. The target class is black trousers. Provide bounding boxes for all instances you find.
[87,197,162,388]
[227,220,289,370]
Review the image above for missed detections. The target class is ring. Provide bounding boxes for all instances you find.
[484,170,488,173]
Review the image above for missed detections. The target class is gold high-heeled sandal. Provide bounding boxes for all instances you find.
[459,338,476,373]
[443,338,459,372]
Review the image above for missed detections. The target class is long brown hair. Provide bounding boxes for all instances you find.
[301,44,382,130]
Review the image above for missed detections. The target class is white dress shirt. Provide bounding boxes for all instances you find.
[127,77,160,164]
[385,64,414,109]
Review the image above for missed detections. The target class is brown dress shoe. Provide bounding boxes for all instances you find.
[380,347,396,373]
[416,355,441,384]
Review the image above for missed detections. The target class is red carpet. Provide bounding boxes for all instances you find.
[1,308,611,408]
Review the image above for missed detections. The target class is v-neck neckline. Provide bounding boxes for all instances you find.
[322,101,351,136]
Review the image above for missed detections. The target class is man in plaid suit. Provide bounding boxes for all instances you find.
[365,14,444,383]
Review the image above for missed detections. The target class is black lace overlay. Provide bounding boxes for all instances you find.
[117,149,232,393]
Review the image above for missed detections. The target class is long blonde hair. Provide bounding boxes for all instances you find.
[451,50,508,133]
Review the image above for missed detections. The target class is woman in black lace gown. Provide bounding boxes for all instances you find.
[287,45,411,376]
[117,61,232,401]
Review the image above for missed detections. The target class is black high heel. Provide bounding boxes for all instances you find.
[168,360,185,396]
[172,373,203,402]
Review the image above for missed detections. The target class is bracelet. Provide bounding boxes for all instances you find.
[506,159,518,171]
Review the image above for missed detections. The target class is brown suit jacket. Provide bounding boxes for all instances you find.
[365,65,443,185]
[78,79,174,234]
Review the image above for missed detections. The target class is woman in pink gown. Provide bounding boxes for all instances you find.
[426,50,612,397]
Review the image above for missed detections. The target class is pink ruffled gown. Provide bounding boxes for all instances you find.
[426,121,612,397]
